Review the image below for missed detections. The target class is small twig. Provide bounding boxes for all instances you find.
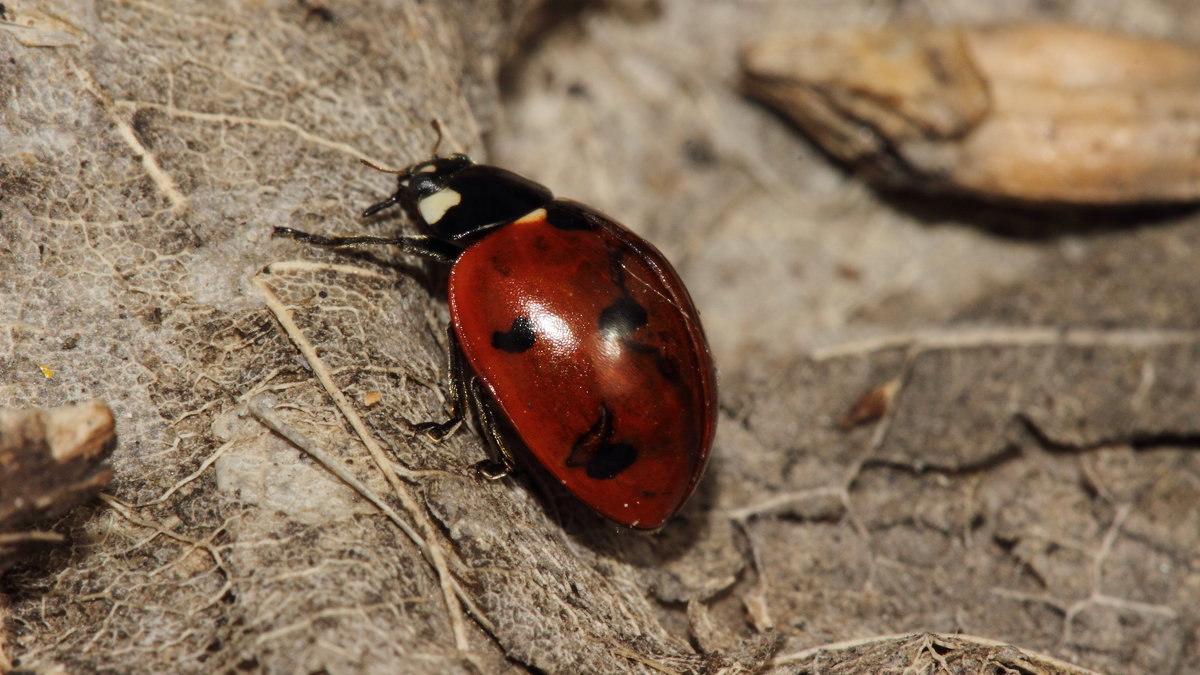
[247,397,426,553]
[811,326,1200,362]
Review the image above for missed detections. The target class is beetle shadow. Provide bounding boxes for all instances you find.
[875,188,1200,241]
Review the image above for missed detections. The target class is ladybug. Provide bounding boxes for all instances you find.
[275,146,716,530]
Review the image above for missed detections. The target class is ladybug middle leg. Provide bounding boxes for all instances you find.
[411,325,468,441]
[412,326,516,480]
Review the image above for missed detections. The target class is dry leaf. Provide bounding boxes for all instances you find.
[742,24,1200,204]
[0,401,115,571]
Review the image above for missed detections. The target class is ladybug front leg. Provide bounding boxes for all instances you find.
[273,227,459,264]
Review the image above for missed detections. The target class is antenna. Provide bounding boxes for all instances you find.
[429,118,444,157]
[359,158,403,174]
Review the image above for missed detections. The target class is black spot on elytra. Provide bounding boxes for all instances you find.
[492,315,535,353]
[489,255,513,277]
[545,204,594,231]
[566,404,638,480]
[621,338,683,386]
[602,245,689,388]
[655,353,682,383]
[598,296,647,339]
[568,404,613,469]
[586,443,637,480]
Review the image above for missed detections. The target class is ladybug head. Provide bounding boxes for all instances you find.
[362,153,553,246]
[362,153,471,226]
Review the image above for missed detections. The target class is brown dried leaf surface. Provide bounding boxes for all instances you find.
[4,1,1200,674]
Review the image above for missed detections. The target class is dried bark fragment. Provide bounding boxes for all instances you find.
[837,379,899,431]
[0,401,115,571]
[742,24,1200,205]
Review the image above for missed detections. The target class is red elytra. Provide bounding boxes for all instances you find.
[275,153,716,530]
[450,201,715,528]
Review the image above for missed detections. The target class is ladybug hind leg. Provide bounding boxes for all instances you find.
[411,325,469,441]
[466,380,516,480]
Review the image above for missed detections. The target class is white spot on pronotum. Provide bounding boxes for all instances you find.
[417,164,438,173]
[514,207,547,225]
[418,188,462,225]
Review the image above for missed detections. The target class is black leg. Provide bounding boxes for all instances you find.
[412,327,514,478]
[273,226,458,264]
[467,379,516,480]
[412,325,469,440]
